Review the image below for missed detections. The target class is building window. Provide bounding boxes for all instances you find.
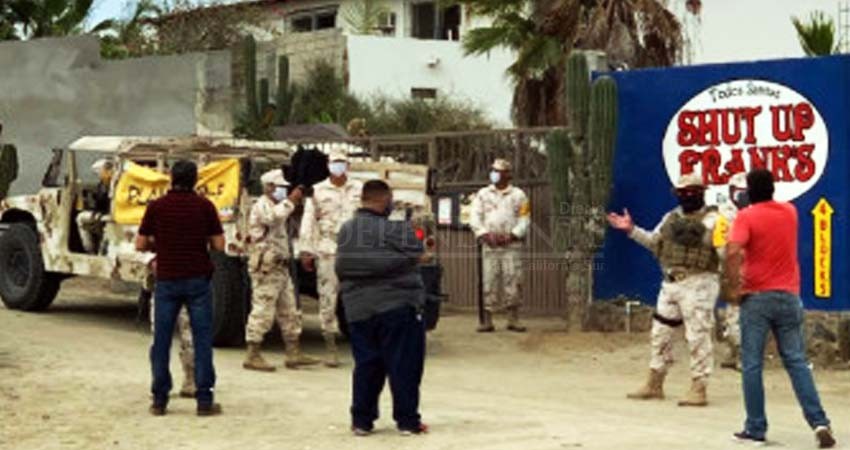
[410,2,461,41]
[376,11,397,36]
[411,88,437,100]
[289,7,339,33]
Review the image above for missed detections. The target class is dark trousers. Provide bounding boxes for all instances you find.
[151,276,216,407]
[349,306,426,431]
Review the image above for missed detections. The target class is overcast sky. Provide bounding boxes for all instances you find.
[89,0,847,64]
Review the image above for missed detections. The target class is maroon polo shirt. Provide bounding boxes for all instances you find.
[139,190,224,280]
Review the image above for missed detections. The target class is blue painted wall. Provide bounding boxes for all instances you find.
[594,55,850,311]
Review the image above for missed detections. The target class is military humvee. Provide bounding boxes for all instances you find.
[0,136,439,346]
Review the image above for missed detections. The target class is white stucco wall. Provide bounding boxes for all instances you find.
[346,35,514,125]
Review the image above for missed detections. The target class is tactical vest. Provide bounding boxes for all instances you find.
[655,209,719,273]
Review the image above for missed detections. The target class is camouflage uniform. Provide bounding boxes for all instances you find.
[299,178,362,334]
[148,289,195,397]
[630,207,721,380]
[470,183,531,322]
[245,195,302,344]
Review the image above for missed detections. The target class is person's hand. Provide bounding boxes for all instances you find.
[607,208,634,233]
[288,186,304,204]
[300,252,315,272]
[418,252,434,264]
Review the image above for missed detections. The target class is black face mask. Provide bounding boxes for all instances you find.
[731,190,750,209]
[678,194,705,213]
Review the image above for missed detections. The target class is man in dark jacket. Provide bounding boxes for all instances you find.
[335,179,428,436]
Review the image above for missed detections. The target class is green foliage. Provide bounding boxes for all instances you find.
[243,35,259,121]
[291,59,370,125]
[274,55,296,126]
[366,96,492,135]
[792,11,838,56]
[342,0,390,35]
[259,78,270,116]
[565,52,590,140]
[546,130,572,252]
[3,0,107,39]
[98,0,161,59]
[0,144,19,199]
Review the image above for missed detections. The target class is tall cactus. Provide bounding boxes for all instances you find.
[243,35,259,121]
[259,78,270,118]
[0,144,19,200]
[548,51,618,329]
[274,55,296,126]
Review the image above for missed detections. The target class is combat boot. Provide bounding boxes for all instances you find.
[720,343,741,371]
[477,311,495,333]
[626,369,666,400]
[284,339,321,369]
[323,332,340,368]
[678,377,708,407]
[242,343,276,372]
[506,307,527,333]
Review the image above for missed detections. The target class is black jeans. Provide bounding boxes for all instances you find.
[349,306,426,431]
[151,276,216,407]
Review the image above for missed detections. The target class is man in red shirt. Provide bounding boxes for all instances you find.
[726,169,834,448]
[136,160,225,417]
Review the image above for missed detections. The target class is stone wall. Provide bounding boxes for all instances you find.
[0,36,233,195]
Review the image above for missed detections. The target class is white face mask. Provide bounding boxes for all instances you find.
[489,171,501,185]
[329,161,348,177]
[272,186,287,202]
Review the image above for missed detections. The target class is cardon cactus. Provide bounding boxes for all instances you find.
[274,55,296,126]
[243,35,259,121]
[259,78,270,118]
[548,51,618,328]
[0,144,19,199]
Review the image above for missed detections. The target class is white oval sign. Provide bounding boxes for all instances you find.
[662,79,828,204]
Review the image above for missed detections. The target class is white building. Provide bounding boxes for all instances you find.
[233,0,516,125]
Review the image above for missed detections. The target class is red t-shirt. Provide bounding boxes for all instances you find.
[139,190,224,280]
[729,200,800,295]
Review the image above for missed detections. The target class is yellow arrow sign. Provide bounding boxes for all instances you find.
[812,198,834,298]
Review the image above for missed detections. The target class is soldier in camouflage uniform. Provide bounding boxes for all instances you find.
[470,159,531,333]
[299,152,362,367]
[716,173,749,370]
[608,173,722,407]
[243,169,320,371]
[145,273,195,399]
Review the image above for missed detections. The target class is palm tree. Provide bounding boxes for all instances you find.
[792,11,838,56]
[5,0,107,39]
[342,0,391,35]
[459,0,690,126]
[97,0,162,59]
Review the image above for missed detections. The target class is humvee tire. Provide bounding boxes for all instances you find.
[211,252,250,347]
[0,223,61,311]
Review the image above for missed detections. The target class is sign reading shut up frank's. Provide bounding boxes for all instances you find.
[662,80,828,204]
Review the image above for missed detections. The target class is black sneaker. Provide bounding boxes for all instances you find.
[815,426,836,448]
[197,403,222,417]
[399,423,429,436]
[733,431,766,446]
[149,403,167,416]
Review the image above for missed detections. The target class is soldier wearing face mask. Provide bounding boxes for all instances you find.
[715,173,749,370]
[607,173,723,407]
[243,169,320,371]
[299,151,363,367]
[469,158,531,333]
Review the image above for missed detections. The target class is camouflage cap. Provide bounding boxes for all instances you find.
[729,172,747,189]
[260,168,287,186]
[492,158,512,171]
[675,173,704,189]
[329,150,349,162]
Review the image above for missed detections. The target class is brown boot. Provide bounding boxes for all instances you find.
[506,307,527,332]
[477,310,495,332]
[242,343,276,372]
[323,332,340,368]
[284,339,321,369]
[678,378,708,407]
[626,369,666,400]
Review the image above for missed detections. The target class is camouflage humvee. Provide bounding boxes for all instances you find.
[0,136,438,346]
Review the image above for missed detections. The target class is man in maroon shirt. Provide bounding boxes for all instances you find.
[136,160,225,417]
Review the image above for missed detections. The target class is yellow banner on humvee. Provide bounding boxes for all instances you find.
[113,159,240,224]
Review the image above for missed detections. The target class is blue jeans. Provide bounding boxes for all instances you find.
[740,291,830,438]
[151,277,216,407]
[349,306,426,431]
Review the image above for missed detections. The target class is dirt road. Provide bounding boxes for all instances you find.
[1,278,848,450]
